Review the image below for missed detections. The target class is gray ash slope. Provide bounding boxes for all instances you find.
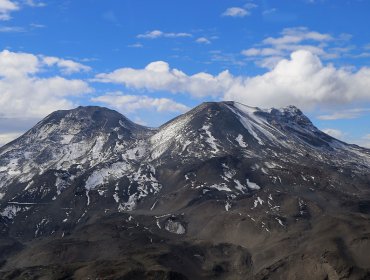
[0,102,370,279]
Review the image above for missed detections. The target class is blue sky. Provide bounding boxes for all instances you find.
[0,0,369,147]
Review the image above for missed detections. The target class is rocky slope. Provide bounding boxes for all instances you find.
[0,102,369,279]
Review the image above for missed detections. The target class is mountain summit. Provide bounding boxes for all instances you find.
[0,102,369,279]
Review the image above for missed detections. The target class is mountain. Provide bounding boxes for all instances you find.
[0,102,369,279]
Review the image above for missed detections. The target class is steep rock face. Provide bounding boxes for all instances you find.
[0,102,369,279]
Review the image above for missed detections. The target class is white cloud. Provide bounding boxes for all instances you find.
[361,134,370,148]
[0,50,91,77]
[242,47,282,57]
[0,0,45,21]
[210,51,245,66]
[222,7,249,17]
[0,26,24,32]
[349,134,370,149]
[0,50,92,118]
[225,50,370,109]
[94,61,234,98]
[262,8,277,15]
[0,49,39,77]
[0,132,21,146]
[222,3,257,18]
[137,30,192,39]
[241,27,340,68]
[317,108,370,120]
[91,92,190,113]
[352,52,370,58]
[95,50,370,111]
[128,43,143,48]
[322,128,344,139]
[24,0,46,7]
[196,37,211,44]
[29,23,45,28]
[42,56,91,74]
[262,27,332,45]
[0,0,19,20]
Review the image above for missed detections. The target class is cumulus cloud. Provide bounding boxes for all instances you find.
[91,92,190,113]
[322,128,344,139]
[137,30,192,39]
[222,7,249,17]
[42,56,91,74]
[262,27,332,45]
[94,61,234,98]
[241,27,342,68]
[0,0,45,21]
[196,37,211,44]
[95,50,370,111]
[0,0,19,20]
[0,50,92,118]
[225,50,370,109]
[222,3,257,18]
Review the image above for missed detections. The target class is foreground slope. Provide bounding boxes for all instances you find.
[0,102,369,279]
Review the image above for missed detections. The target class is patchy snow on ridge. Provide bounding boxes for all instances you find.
[234,179,247,193]
[165,219,186,234]
[85,162,129,190]
[207,183,232,192]
[1,204,30,219]
[225,201,231,211]
[149,112,192,159]
[226,104,264,145]
[226,102,290,148]
[201,124,219,154]
[247,179,260,190]
[236,134,248,148]
[253,197,264,208]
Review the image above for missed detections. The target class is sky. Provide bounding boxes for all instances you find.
[0,0,370,147]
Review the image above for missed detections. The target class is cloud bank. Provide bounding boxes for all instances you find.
[0,50,92,118]
[94,61,234,98]
[92,92,190,114]
[94,50,370,110]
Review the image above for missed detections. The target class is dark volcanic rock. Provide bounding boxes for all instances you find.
[0,102,369,279]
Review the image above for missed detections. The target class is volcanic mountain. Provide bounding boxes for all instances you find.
[0,102,369,279]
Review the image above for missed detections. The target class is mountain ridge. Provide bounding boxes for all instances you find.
[0,101,369,279]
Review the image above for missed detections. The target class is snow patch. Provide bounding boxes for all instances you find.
[246,179,260,190]
[86,190,91,206]
[150,200,158,211]
[234,179,247,193]
[253,197,264,208]
[275,217,284,227]
[225,201,231,211]
[85,162,128,190]
[165,219,185,234]
[60,134,74,144]
[208,183,232,192]
[236,134,247,148]
[201,124,219,154]
[156,219,161,229]
[1,204,30,219]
